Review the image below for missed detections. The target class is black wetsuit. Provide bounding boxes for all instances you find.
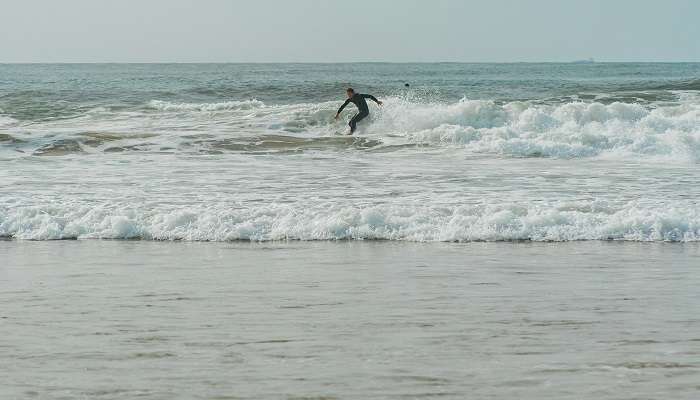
[337,93,378,133]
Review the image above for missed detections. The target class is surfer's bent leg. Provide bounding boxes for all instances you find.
[349,111,369,133]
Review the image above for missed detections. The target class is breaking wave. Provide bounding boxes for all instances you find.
[2,201,699,242]
[3,93,699,160]
[147,99,265,112]
[0,115,18,127]
[369,96,700,159]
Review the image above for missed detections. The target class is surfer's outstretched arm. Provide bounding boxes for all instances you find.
[335,99,351,119]
[362,94,383,105]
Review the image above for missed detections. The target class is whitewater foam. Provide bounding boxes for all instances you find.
[0,115,18,128]
[2,201,699,242]
[368,97,700,160]
[3,93,698,161]
[138,95,700,160]
[3,63,700,248]
[147,99,266,112]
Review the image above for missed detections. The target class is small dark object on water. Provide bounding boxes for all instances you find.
[405,83,410,87]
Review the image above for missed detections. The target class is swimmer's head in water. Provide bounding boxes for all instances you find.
[346,88,354,98]
[405,83,410,87]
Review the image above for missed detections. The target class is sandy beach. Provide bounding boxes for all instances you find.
[2,240,699,399]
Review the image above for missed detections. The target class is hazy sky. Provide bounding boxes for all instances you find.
[2,0,699,62]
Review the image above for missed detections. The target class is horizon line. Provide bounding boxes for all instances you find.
[2,60,700,65]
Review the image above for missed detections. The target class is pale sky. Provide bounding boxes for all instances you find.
[1,0,698,62]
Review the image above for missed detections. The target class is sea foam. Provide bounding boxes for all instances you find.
[141,95,700,160]
[147,99,265,112]
[2,201,698,242]
[370,97,700,160]
[5,94,699,160]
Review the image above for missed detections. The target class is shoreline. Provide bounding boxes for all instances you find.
[4,236,700,243]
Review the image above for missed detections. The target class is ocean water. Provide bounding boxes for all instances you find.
[1,63,700,241]
[3,63,700,399]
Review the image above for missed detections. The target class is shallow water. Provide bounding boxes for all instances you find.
[2,241,699,399]
[2,63,700,242]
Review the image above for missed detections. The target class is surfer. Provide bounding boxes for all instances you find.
[335,88,382,134]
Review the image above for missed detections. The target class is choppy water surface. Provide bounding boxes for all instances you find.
[1,63,700,241]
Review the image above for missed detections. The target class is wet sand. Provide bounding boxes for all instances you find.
[1,240,699,399]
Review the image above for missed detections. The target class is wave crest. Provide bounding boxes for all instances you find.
[147,99,265,112]
[4,94,699,160]
[2,201,699,242]
[0,115,18,127]
[369,97,700,159]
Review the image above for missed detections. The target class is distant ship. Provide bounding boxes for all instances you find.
[571,58,595,64]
